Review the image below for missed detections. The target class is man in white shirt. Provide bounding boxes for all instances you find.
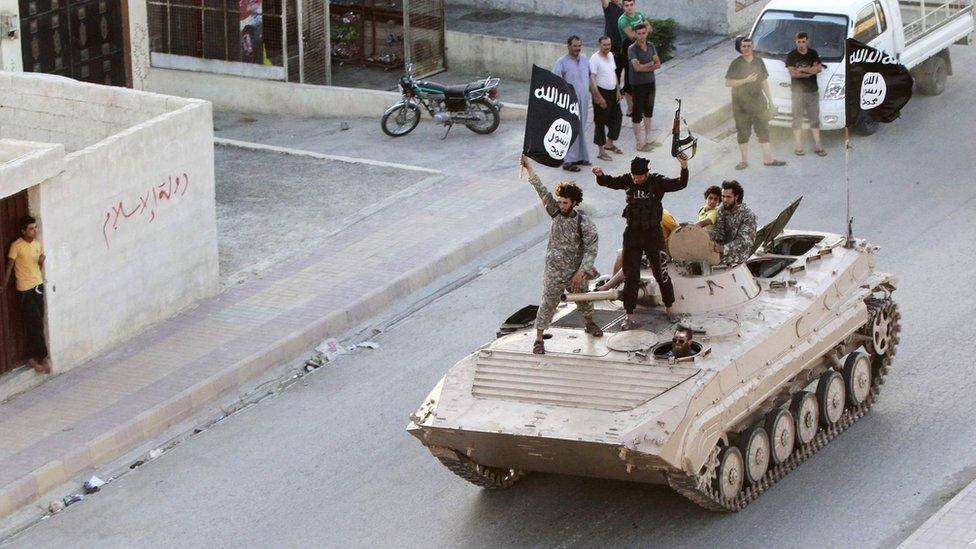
[589,35,623,161]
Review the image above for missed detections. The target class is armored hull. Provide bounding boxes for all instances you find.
[407,226,900,510]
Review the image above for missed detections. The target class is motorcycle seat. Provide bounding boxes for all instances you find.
[417,80,483,97]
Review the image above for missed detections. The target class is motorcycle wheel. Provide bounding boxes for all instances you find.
[381,102,421,137]
[465,99,501,135]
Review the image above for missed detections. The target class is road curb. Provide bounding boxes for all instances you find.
[899,476,976,547]
[0,198,548,522]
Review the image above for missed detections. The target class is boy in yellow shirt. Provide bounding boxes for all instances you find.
[2,215,50,374]
[696,185,721,230]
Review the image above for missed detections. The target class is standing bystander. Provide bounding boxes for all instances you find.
[787,32,826,156]
[2,215,50,374]
[553,35,592,172]
[725,38,786,170]
[601,0,625,86]
[590,36,624,161]
[617,0,647,118]
[628,23,662,152]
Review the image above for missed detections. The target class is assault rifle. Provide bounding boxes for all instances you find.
[671,99,698,159]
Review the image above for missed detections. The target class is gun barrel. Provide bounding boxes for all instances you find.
[561,290,621,302]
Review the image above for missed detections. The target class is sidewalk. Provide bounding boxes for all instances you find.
[0,155,548,523]
[900,476,976,548]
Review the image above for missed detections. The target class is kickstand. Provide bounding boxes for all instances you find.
[441,122,454,140]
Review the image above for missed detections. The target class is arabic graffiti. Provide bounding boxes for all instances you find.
[543,118,574,160]
[101,173,190,249]
[859,72,887,110]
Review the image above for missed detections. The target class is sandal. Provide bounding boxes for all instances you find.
[607,145,623,154]
[735,161,748,170]
[584,321,604,337]
[620,319,642,331]
[794,149,805,156]
[815,149,827,157]
[597,152,612,161]
[562,163,581,172]
[764,160,787,166]
[576,160,592,167]
[533,339,545,355]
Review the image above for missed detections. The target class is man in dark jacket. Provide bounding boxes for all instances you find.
[593,154,688,327]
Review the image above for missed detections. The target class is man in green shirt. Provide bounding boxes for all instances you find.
[617,0,647,118]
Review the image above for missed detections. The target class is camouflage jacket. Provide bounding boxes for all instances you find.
[712,202,758,265]
[528,173,599,274]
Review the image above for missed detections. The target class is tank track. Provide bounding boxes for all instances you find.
[433,449,529,489]
[667,298,901,512]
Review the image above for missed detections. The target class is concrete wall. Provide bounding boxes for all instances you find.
[145,67,528,120]
[0,73,171,152]
[0,71,219,373]
[445,30,564,81]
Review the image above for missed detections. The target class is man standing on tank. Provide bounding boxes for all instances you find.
[521,155,602,355]
[711,180,758,265]
[593,154,689,328]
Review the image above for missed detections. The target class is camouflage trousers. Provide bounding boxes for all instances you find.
[535,266,593,331]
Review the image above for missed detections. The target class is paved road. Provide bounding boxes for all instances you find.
[6,47,976,548]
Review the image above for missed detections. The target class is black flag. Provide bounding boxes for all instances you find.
[845,38,913,126]
[523,65,582,168]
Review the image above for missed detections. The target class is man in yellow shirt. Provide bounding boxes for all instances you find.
[2,215,49,374]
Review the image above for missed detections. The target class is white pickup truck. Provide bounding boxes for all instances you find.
[749,0,974,134]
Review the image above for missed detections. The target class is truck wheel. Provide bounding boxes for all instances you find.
[854,112,879,136]
[916,55,948,96]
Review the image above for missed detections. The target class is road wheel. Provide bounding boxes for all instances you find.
[737,426,770,485]
[715,445,744,500]
[381,102,421,137]
[764,408,796,465]
[790,391,819,445]
[843,352,872,406]
[466,99,501,134]
[916,54,948,96]
[854,112,880,136]
[817,370,846,426]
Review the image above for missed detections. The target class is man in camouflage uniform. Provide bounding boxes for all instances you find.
[521,155,602,355]
[711,179,758,265]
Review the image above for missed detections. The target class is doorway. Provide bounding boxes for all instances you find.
[0,191,31,376]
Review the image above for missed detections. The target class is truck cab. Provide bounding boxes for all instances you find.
[750,0,974,134]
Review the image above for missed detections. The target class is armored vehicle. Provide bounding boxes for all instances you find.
[406,202,900,511]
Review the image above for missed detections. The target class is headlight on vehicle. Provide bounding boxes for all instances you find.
[824,74,845,100]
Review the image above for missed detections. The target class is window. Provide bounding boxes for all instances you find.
[751,10,849,61]
[874,0,888,33]
[853,4,880,43]
[147,0,285,68]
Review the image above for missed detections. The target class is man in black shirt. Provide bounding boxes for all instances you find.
[725,38,785,170]
[786,32,826,156]
[593,154,689,327]
[602,0,625,86]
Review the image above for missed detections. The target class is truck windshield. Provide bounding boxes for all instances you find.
[752,10,849,61]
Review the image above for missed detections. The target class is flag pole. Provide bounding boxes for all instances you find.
[844,126,853,248]
[843,38,854,249]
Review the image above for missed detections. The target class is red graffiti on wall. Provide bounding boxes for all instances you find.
[102,173,190,248]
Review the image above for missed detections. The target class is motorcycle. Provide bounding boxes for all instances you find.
[381,63,503,139]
